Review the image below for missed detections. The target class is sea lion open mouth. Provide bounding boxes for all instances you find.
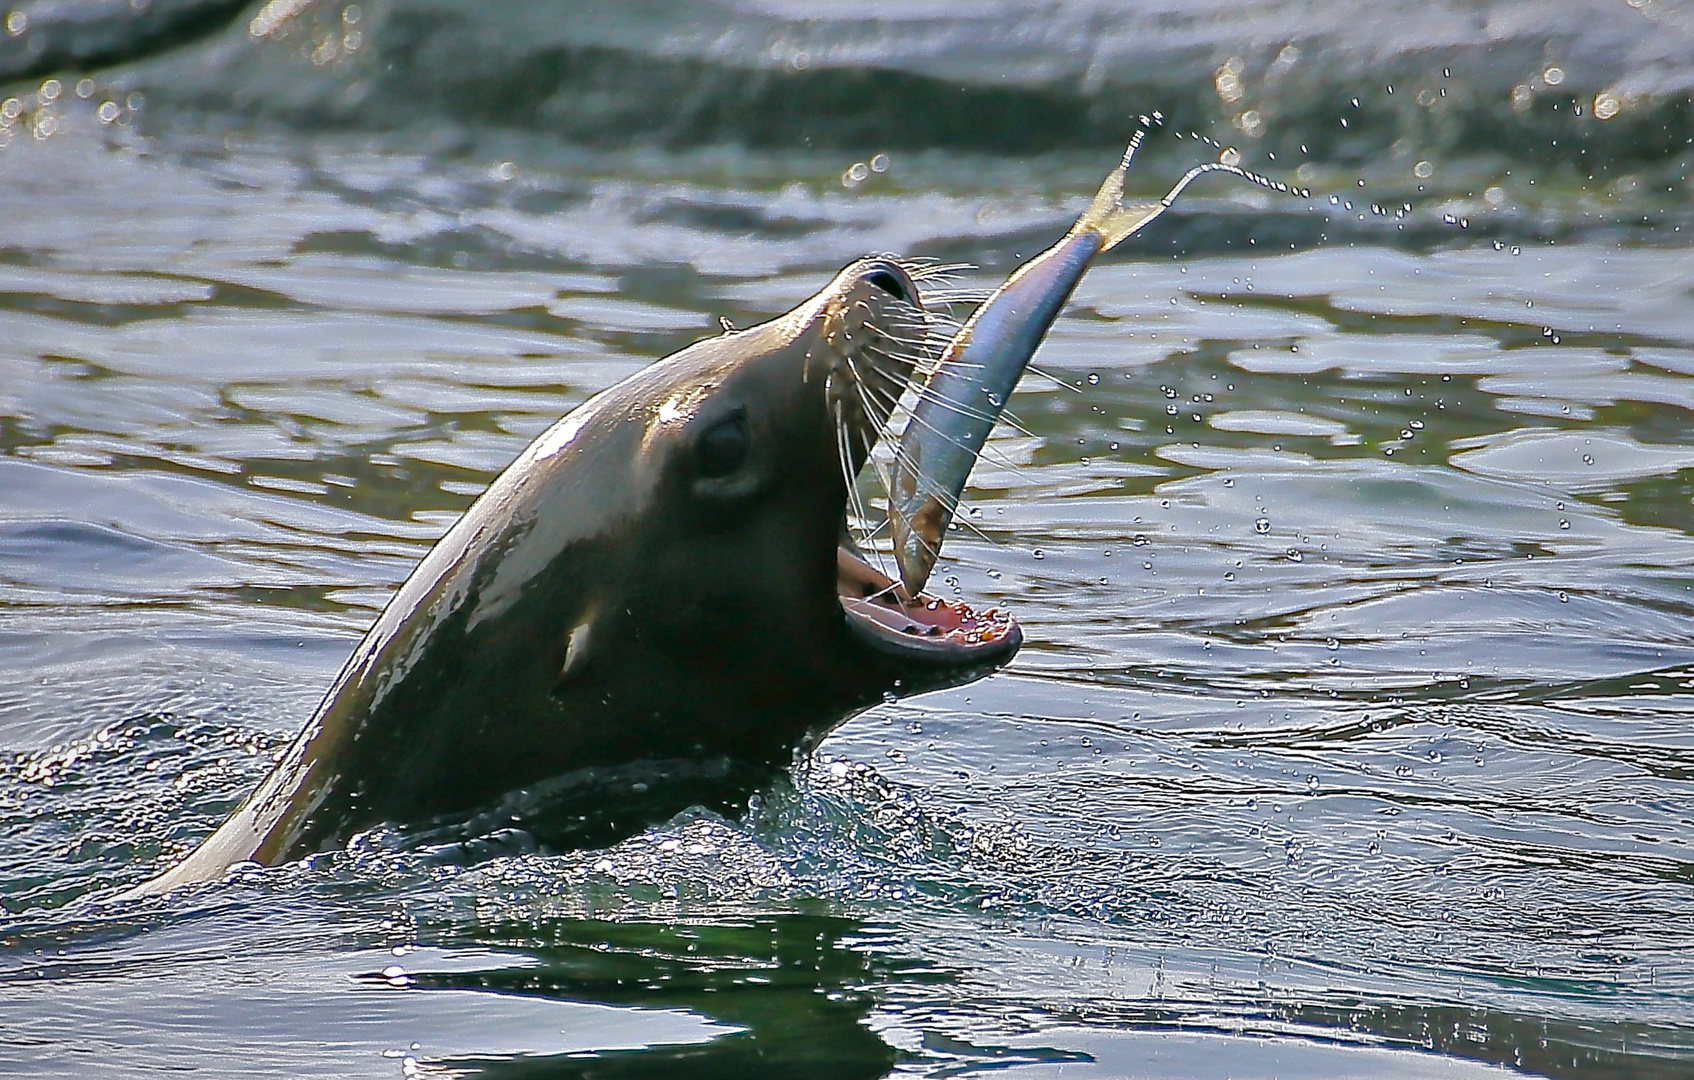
[836,546,1019,660]
[811,255,1023,667]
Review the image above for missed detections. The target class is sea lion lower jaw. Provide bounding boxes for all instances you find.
[836,545,1020,672]
[122,255,1020,899]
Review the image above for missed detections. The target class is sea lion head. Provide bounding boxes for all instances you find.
[438,255,1020,773]
[574,255,1021,704]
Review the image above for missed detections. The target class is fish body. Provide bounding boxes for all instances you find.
[888,137,1297,596]
[888,228,1101,596]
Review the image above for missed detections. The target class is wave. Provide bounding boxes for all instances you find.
[4,1,1692,185]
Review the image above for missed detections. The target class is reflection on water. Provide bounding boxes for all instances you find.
[4,2,1694,1076]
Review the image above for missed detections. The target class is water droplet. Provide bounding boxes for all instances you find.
[1087,372,1100,385]
[1032,549,1045,560]
[1325,638,1339,650]
[1254,518,1271,534]
[1558,519,1570,530]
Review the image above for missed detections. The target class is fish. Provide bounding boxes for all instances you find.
[886,129,1302,597]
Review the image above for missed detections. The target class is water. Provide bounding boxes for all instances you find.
[3,2,1693,1076]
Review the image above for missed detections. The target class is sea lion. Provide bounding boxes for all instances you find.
[127,257,1019,897]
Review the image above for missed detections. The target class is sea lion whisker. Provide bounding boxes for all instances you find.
[995,406,1036,440]
[917,309,966,330]
[860,308,935,339]
[835,394,874,506]
[862,343,934,372]
[861,345,939,383]
[845,357,898,437]
[913,289,992,306]
[866,375,1029,451]
[887,472,1001,549]
[916,292,979,308]
[1022,363,1084,393]
[887,392,1032,476]
[905,265,976,284]
[834,399,865,512]
[836,398,896,577]
[875,341,936,366]
[901,383,1020,432]
[856,329,930,359]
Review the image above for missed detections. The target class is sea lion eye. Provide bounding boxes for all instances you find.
[696,414,750,477]
[865,269,910,304]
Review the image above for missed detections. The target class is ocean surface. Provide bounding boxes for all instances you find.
[3,1,1693,1076]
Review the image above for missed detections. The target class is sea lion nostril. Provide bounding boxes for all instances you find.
[865,269,910,304]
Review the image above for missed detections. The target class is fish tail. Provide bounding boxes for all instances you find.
[1074,128,1168,251]
[1076,129,1310,252]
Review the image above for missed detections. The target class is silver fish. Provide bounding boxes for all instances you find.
[888,131,1300,597]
